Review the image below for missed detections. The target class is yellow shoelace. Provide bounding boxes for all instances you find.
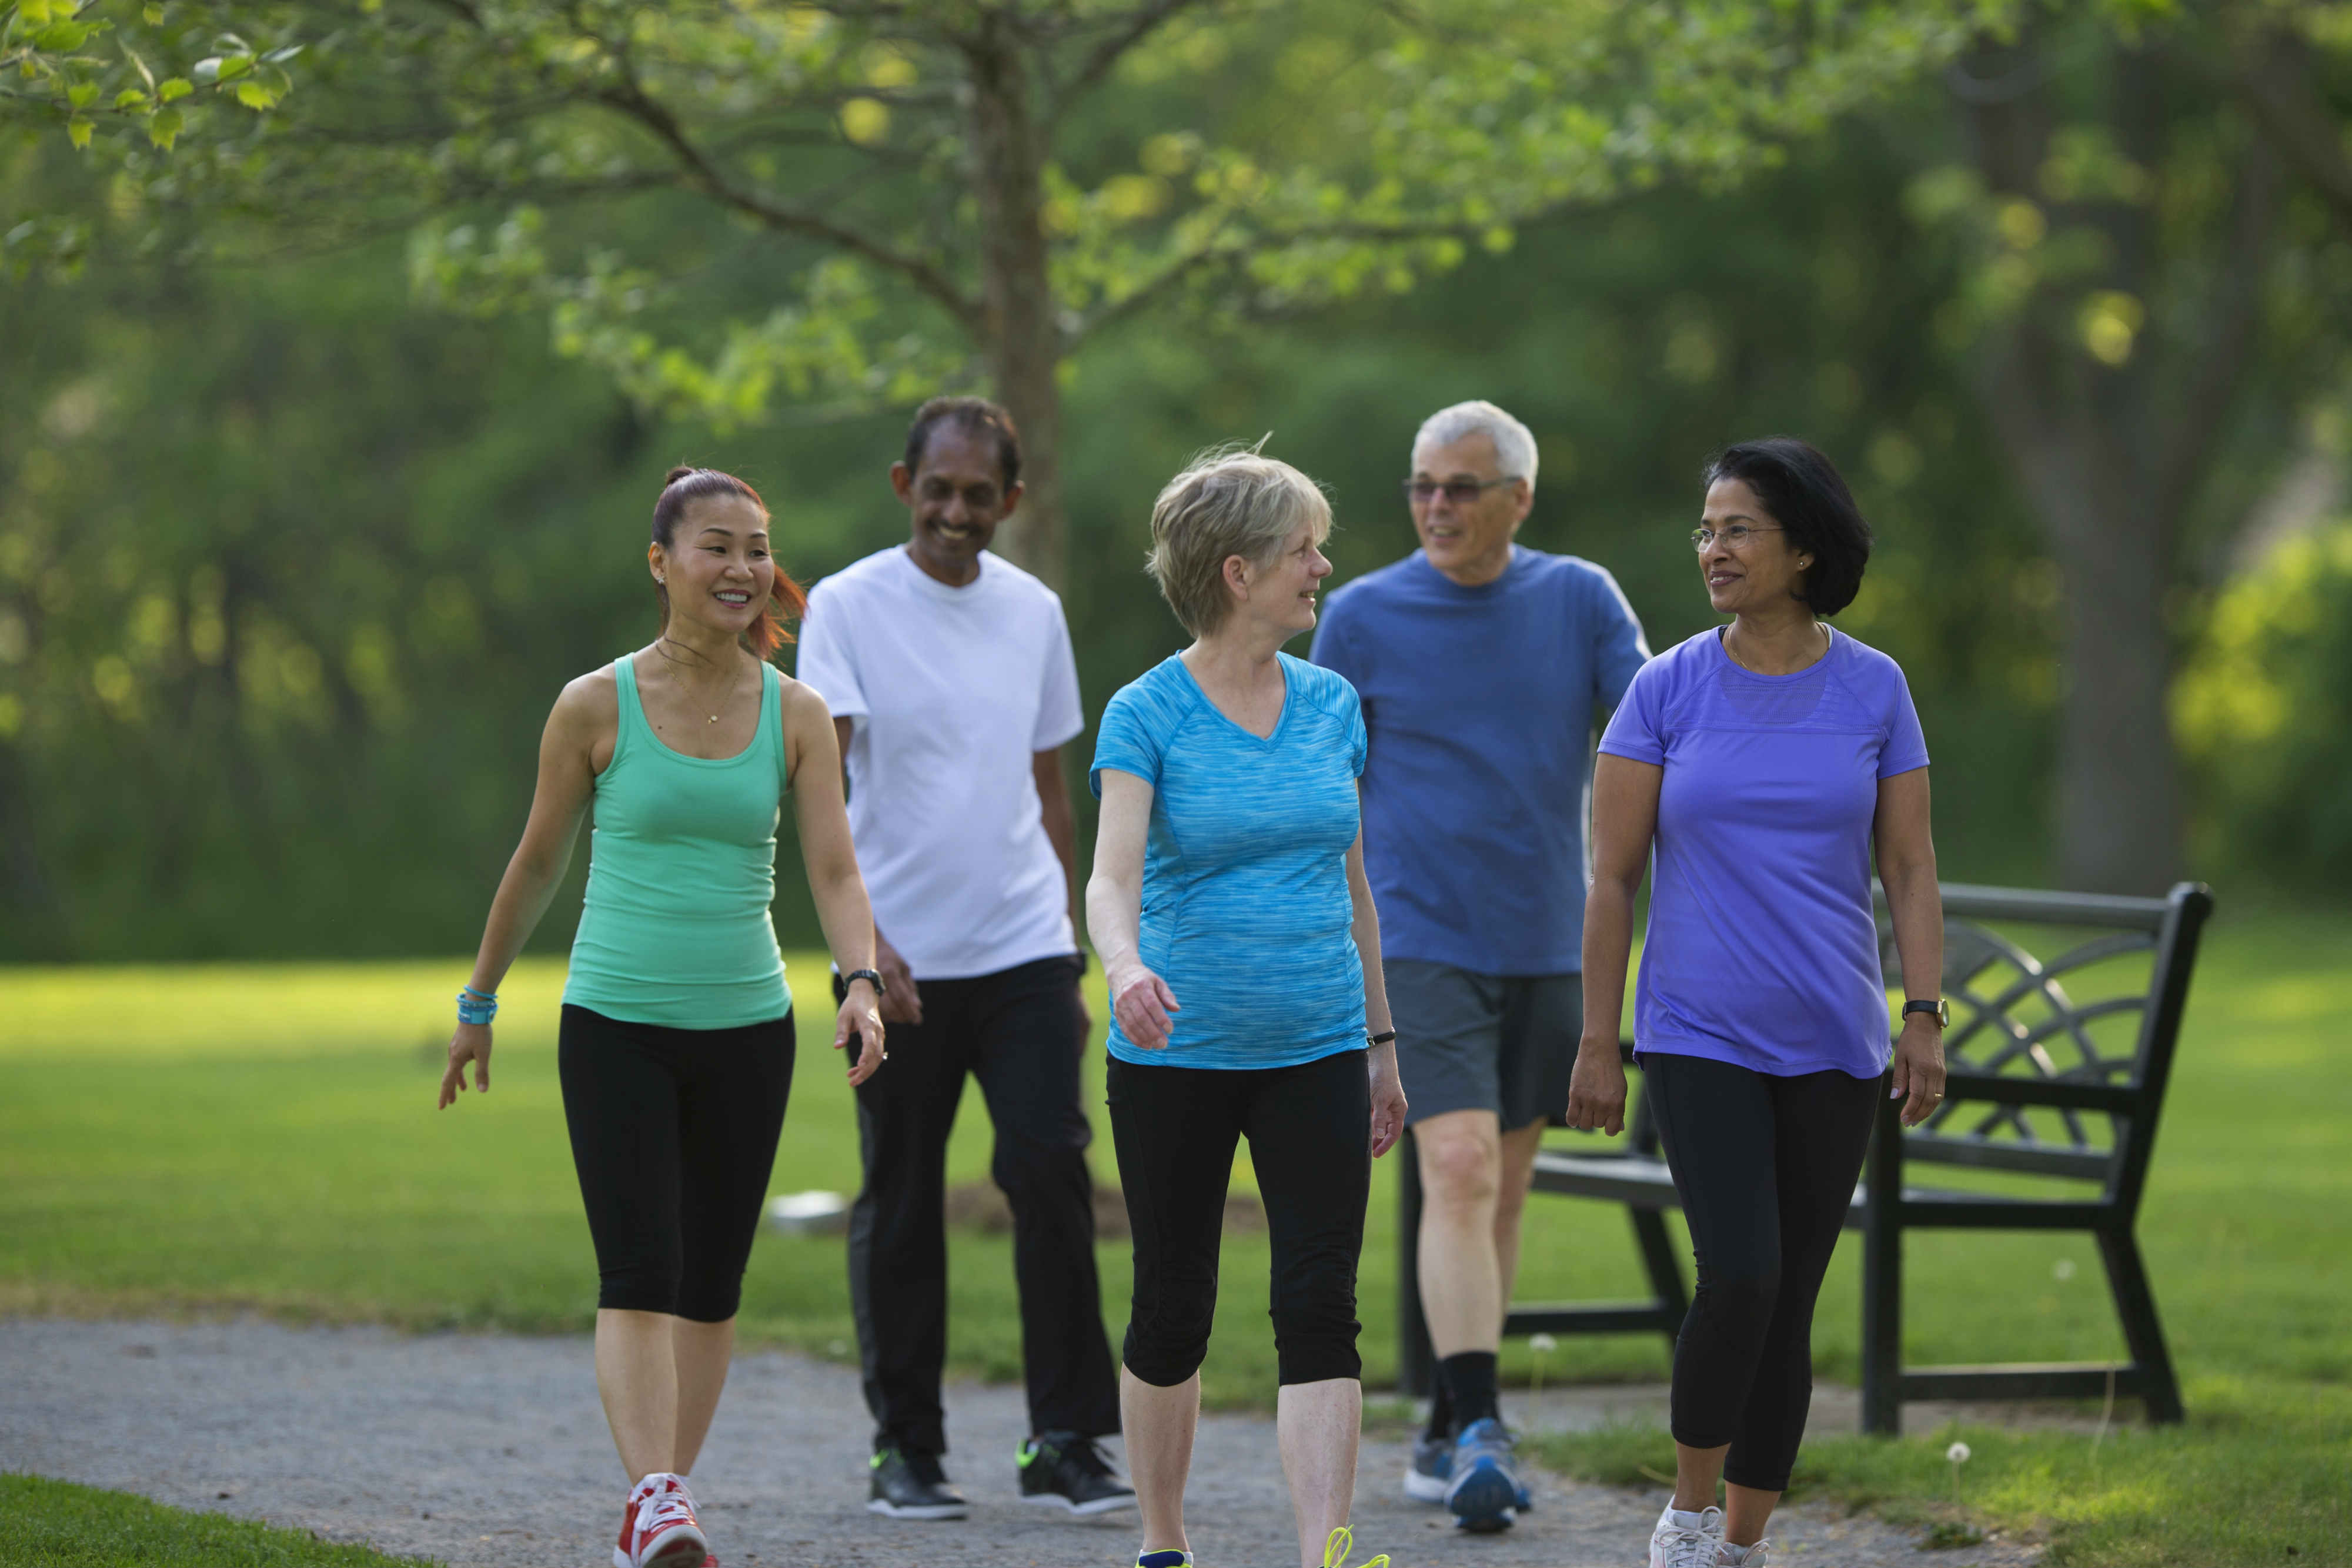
[1321,1524,1390,1568]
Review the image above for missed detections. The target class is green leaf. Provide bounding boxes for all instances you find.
[143,2,165,22]
[114,87,148,109]
[263,44,302,64]
[146,104,181,148]
[18,0,56,26]
[191,56,222,83]
[32,19,95,49]
[232,79,276,110]
[157,76,191,101]
[66,116,92,151]
[67,79,98,108]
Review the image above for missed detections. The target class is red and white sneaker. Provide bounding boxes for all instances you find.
[613,1474,709,1568]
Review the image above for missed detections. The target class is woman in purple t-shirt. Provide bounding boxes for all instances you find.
[1568,438,1946,1568]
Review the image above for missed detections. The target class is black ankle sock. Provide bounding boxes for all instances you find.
[1438,1351,1500,1432]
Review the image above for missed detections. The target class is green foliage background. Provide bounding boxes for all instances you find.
[0,76,2338,960]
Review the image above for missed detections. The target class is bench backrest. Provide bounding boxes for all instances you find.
[1873,881,2213,1213]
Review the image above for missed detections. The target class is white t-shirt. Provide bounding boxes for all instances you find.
[794,546,1085,979]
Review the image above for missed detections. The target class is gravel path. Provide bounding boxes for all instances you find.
[0,1318,2038,1567]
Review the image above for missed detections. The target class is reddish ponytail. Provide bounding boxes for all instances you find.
[652,465,806,659]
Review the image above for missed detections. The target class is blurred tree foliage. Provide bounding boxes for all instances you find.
[2174,523,2352,891]
[6,0,2012,590]
[9,4,2352,958]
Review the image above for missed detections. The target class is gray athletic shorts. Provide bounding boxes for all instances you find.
[1387,960,1584,1132]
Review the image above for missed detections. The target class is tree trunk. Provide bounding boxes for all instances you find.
[1982,357,2186,892]
[964,18,1068,590]
[1957,37,2209,894]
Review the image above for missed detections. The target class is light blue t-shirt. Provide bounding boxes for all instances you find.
[1311,547,1649,975]
[1089,652,1369,1071]
[1598,627,1930,1079]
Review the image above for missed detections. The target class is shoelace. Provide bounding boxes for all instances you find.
[1655,1521,1716,1568]
[636,1480,697,1539]
[1321,1524,1389,1568]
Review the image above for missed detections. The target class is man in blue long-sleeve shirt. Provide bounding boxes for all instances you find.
[1311,400,1649,1533]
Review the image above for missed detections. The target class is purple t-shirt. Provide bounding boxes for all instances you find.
[1597,627,1929,1078]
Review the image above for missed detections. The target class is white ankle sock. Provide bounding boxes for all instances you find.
[1666,1505,1712,1530]
[1719,1543,1756,1564]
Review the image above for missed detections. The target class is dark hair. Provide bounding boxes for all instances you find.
[902,396,1022,489]
[652,466,807,659]
[1702,437,1872,617]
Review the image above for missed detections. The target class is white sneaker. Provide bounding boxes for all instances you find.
[614,1473,709,1568]
[1717,1540,1771,1566]
[1648,1502,1725,1568]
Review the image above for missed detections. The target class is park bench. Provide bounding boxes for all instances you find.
[1395,880,2214,1435]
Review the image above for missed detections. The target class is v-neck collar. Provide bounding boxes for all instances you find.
[1175,651,1291,747]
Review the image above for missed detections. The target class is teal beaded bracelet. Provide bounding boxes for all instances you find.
[457,985,498,1027]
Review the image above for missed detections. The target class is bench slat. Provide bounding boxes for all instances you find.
[1902,1133,2115,1181]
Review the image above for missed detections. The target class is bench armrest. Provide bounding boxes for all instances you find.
[1938,1070,2137,1114]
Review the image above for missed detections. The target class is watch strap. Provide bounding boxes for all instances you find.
[1902,998,1949,1027]
[844,967,886,997]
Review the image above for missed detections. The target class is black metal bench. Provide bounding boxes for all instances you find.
[1395,880,2214,1435]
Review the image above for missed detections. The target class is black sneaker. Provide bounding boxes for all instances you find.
[1017,1430,1137,1516]
[867,1446,968,1520]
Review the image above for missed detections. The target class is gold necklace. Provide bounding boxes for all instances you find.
[659,639,743,723]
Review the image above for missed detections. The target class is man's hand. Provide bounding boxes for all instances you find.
[874,929,921,1025]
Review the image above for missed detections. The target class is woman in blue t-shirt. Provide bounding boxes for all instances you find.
[1569,439,1946,1568]
[1088,447,1409,1568]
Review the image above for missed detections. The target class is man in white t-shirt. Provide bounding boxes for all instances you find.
[794,397,1130,1524]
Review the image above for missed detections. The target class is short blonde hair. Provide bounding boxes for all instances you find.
[1145,446,1332,636]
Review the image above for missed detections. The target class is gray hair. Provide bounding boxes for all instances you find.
[1145,444,1332,636]
[1414,400,1538,489]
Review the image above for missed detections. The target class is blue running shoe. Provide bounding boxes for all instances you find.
[1135,1553,1193,1567]
[1403,1431,1451,1503]
[1442,1416,1522,1533]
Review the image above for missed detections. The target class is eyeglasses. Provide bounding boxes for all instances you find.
[1690,524,1784,551]
[1405,477,1518,506]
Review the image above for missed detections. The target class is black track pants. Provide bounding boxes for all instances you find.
[1643,1052,1882,1492]
[1109,1047,1372,1389]
[557,1004,795,1323]
[844,955,1121,1455]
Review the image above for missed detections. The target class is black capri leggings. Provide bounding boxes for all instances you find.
[1644,1052,1882,1493]
[558,1004,795,1323]
[1108,1048,1371,1389]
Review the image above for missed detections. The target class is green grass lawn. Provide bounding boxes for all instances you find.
[4,907,2348,1564]
[0,1474,430,1567]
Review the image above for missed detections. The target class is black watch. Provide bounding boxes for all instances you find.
[844,968,886,998]
[1902,998,1950,1028]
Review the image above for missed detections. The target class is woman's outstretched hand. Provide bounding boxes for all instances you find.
[438,1022,492,1109]
[1109,962,1181,1049]
[1563,1034,1627,1137]
[836,983,887,1086]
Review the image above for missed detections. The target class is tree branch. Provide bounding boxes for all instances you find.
[1047,0,1214,120]
[2152,136,2280,512]
[592,75,981,331]
[2232,28,2352,232]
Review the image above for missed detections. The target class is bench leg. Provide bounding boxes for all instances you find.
[1396,1128,1434,1398]
[1859,1099,1904,1436]
[2098,1226,2184,1424]
[1630,1206,1689,1350]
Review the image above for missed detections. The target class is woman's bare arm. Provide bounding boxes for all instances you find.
[1566,753,1662,1136]
[439,674,608,1107]
[1875,767,1945,1125]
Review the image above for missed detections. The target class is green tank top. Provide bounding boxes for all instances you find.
[563,656,793,1028]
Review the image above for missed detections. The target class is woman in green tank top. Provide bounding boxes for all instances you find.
[438,466,888,1568]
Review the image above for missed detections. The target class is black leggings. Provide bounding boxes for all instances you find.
[1108,1048,1371,1389]
[558,1004,794,1322]
[1644,1052,1881,1493]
